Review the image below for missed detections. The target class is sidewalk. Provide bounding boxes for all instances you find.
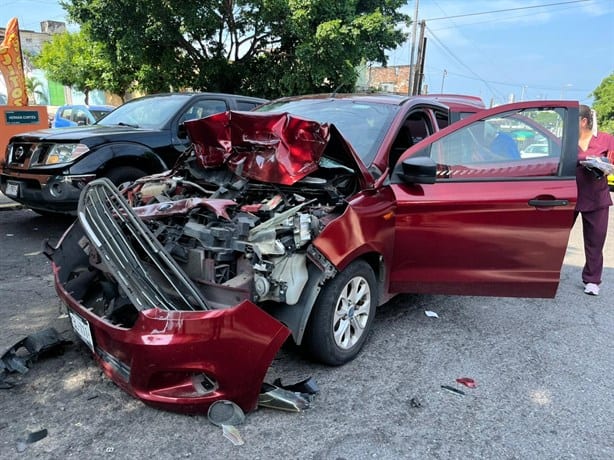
[0,191,23,211]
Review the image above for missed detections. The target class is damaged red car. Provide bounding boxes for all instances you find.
[46,94,579,414]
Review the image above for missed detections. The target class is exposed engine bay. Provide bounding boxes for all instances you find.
[53,112,365,336]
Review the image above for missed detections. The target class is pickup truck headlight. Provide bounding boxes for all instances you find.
[45,143,90,165]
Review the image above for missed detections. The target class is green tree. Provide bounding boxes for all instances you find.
[591,73,614,134]
[34,30,134,103]
[62,0,409,98]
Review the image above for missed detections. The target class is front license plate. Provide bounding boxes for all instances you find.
[5,181,19,197]
[69,311,95,352]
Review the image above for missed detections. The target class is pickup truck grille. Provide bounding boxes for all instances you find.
[7,142,47,166]
[78,178,209,312]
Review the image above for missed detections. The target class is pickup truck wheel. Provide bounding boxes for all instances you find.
[104,167,147,188]
[303,260,376,366]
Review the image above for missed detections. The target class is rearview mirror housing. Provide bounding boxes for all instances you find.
[398,156,437,184]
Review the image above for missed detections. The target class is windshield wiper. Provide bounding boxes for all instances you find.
[117,121,139,128]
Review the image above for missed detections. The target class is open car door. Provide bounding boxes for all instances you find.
[389,101,578,298]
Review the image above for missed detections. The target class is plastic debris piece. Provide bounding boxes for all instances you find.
[26,429,48,443]
[16,429,48,453]
[424,310,439,318]
[273,376,319,395]
[207,400,245,427]
[222,425,245,446]
[1,328,72,388]
[441,385,465,396]
[456,377,476,388]
[258,382,310,412]
[409,397,422,408]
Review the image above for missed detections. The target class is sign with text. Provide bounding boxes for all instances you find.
[5,110,40,124]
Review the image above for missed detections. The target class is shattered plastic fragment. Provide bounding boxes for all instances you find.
[424,310,439,318]
[1,328,71,388]
[16,429,48,453]
[409,397,422,408]
[456,377,476,388]
[441,385,465,396]
[272,377,319,395]
[258,382,310,411]
[26,429,48,443]
[222,425,245,446]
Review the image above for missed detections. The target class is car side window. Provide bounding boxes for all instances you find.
[61,108,71,120]
[390,110,433,168]
[429,108,565,180]
[179,99,228,124]
[73,109,89,125]
[236,100,261,111]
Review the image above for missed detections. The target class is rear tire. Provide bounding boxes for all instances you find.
[104,166,147,188]
[302,260,377,366]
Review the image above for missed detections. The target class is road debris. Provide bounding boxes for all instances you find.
[456,377,477,388]
[441,385,465,396]
[424,310,439,318]
[1,328,71,388]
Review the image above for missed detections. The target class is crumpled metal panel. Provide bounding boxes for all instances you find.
[185,111,330,185]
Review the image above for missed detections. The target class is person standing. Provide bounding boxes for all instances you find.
[575,104,614,296]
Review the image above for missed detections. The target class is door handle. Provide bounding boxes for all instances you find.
[528,199,569,207]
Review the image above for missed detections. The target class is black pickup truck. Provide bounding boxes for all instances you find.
[0,92,267,215]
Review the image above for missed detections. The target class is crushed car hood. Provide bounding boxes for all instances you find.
[185,111,374,187]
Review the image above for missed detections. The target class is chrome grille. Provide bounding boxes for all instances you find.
[78,178,209,311]
[8,142,45,166]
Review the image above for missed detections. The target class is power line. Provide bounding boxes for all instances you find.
[425,24,507,101]
[425,0,592,21]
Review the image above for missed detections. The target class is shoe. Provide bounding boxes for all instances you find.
[583,283,600,296]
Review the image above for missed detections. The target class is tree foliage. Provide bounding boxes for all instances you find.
[591,73,614,134]
[61,0,409,98]
[34,30,134,102]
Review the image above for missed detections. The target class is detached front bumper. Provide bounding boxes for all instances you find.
[46,178,292,413]
[53,267,289,413]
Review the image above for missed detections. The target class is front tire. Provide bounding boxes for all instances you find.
[104,166,147,188]
[303,260,377,366]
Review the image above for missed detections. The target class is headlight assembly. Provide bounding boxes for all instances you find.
[44,143,90,165]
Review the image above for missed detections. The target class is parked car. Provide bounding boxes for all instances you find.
[52,104,115,128]
[46,95,579,415]
[0,93,267,215]
[520,142,549,158]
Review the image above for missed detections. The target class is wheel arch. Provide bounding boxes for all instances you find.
[68,142,168,177]
[267,250,387,348]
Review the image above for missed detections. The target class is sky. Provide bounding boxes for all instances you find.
[1,0,613,106]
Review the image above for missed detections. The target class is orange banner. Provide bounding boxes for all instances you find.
[0,18,28,106]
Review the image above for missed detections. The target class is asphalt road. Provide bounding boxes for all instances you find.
[1,199,613,459]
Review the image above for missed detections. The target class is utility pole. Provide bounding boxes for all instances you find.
[412,20,427,95]
[408,0,419,95]
[440,69,447,94]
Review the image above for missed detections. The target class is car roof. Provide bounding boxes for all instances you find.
[130,92,268,103]
[266,92,485,112]
[58,104,115,110]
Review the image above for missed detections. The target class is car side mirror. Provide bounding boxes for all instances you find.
[398,156,437,184]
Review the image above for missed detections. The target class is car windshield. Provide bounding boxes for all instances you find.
[256,99,399,165]
[98,95,188,129]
